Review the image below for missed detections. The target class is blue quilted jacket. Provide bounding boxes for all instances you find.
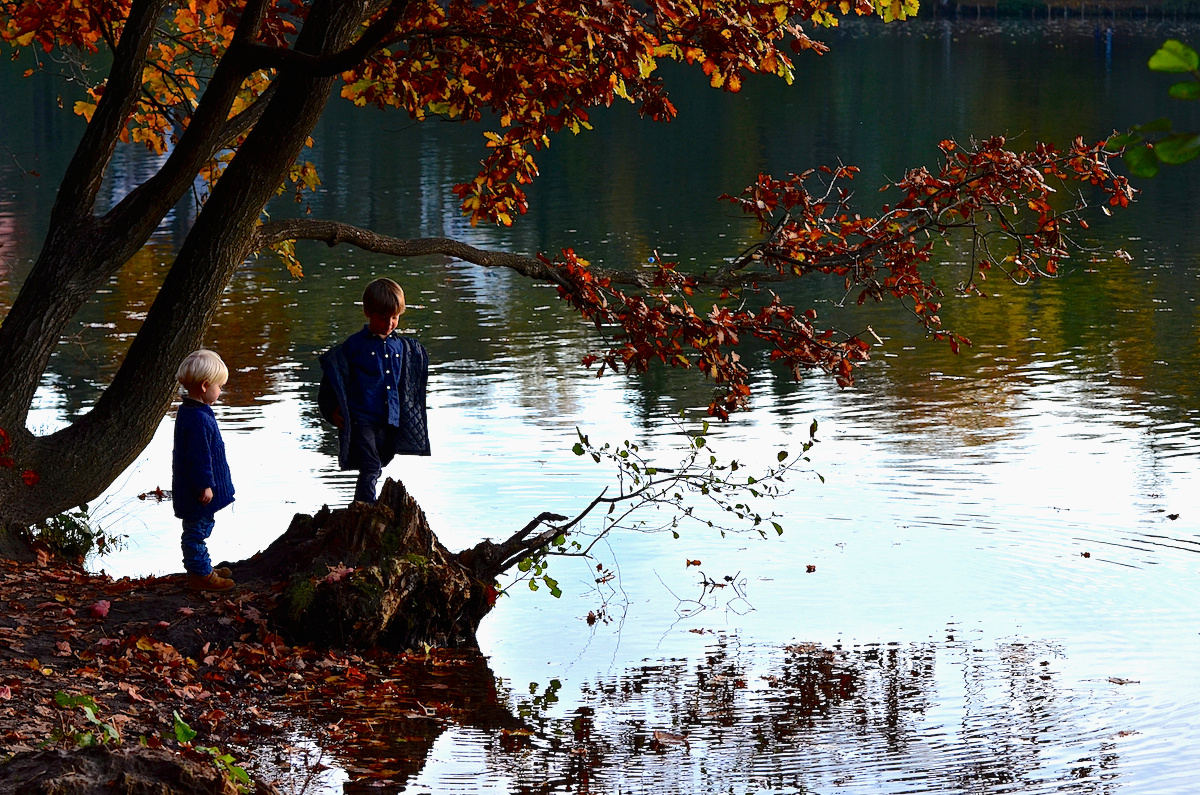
[318,333,431,469]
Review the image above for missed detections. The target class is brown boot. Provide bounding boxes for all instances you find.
[213,566,232,579]
[188,571,235,591]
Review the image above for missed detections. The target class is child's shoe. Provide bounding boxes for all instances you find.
[188,571,235,591]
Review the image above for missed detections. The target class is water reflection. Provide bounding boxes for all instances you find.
[273,636,1144,794]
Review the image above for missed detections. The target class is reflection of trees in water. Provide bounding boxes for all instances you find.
[264,636,1124,793]
[486,636,1122,794]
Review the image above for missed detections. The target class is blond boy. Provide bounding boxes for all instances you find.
[173,349,236,591]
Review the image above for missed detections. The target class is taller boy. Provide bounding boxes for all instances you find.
[319,278,430,504]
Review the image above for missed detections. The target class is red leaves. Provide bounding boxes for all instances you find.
[3,427,40,484]
[88,600,111,619]
[550,136,1131,418]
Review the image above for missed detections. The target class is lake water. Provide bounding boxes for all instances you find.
[2,16,1200,794]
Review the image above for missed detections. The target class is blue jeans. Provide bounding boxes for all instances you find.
[181,515,215,576]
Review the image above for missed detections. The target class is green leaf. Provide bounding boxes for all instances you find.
[1149,39,1199,73]
[1132,117,1173,134]
[1168,80,1200,100]
[777,450,788,462]
[172,711,197,744]
[1154,132,1200,164]
[572,443,585,456]
[517,559,531,572]
[1124,144,1161,177]
[772,521,783,535]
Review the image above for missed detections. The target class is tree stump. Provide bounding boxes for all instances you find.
[232,479,498,651]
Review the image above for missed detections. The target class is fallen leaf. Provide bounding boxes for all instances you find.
[119,682,150,703]
[323,565,355,584]
[89,600,111,618]
[652,730,688,744]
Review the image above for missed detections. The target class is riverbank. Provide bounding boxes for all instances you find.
[0,543,499,793]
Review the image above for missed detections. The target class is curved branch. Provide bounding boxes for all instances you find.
[213,82,280,155]
[49,0,169,228]
[253,218,798,291]
[238,0,408,78]
[103,0,275,246]
[254,218,573,283]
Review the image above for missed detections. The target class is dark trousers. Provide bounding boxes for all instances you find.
[349,421,399,504]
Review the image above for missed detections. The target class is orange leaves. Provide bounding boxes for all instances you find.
[0,0,127,55]
[336,0,879,225]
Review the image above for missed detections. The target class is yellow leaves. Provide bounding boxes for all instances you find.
[341,80,374,107]
[637,53,657,79]
[129,125,168,156]
[878,0,920,22]
[654,42,684,61]
[268,239,304,280]
[15,30,35,48]
[774,3,790,23]
[73,100,97,123]
[289,161,322,193]
[613,76,631,101]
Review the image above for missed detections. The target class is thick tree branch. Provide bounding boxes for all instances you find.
[238,0,408,78]
[48,0,168,230]
[254,218,571,283]
[103,0,275,241]
[253,219,802,292]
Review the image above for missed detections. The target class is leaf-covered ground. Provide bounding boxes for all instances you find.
[0,546,523,792]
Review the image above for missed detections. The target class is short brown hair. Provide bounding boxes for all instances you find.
[362,278,405,316]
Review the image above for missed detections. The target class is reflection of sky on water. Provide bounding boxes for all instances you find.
[38,331,1200,792]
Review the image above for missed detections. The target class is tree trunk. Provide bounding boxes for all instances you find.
[0,0,375,527]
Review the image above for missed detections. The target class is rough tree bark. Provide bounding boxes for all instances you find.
[225,479,563,651]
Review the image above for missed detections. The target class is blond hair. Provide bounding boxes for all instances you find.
[176,349,228,389]
[362,278,405,316]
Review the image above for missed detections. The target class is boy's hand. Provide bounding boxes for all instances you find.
[200,487,213,505]
[332,408,344,429]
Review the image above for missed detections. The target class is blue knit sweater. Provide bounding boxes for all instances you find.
[172,398,235,520]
